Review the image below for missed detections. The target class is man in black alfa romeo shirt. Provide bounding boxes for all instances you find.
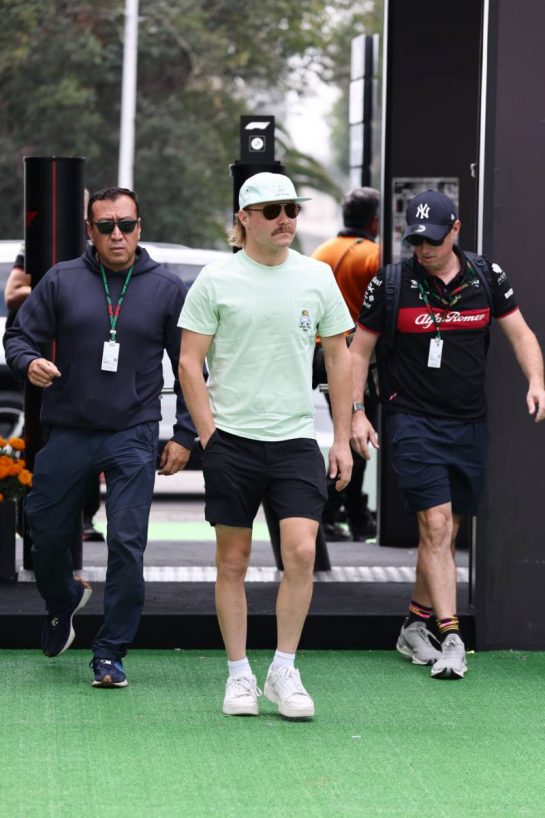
[350,190,545,680]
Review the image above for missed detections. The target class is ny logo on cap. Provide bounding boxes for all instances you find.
[416,204,430,219]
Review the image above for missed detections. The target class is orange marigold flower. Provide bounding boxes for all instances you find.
[18,469,32,486]
[8,437,25,451]
[0,466,9,480]
[8,462,22,476]
[0,456,12,468]
[0,437,7,447]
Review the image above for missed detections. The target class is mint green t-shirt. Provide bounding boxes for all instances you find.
[179,248,353,441]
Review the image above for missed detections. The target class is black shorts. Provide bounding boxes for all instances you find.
[201,429,328,528]
[387,412,488,515]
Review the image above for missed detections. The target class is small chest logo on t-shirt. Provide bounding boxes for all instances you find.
[299,309,312,332]
[398,306,491,333]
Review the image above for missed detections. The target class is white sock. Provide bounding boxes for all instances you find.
[270,650,296,672]
[227,657,252,678]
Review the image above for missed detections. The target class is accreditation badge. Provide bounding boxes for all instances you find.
[101,341,120,372]
[427,337,443,369]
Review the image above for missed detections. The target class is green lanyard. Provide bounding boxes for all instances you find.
[417,281,442,340]
[427,261,478,308]
[99,263,134,342]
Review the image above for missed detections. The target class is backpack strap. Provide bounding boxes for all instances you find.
[464,251,493,308]
[369,261,402,402]
[383,261,403,349]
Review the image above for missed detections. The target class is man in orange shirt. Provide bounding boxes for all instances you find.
[312,187,380,541]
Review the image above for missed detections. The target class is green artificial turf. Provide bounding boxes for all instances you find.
[1,649,545,817]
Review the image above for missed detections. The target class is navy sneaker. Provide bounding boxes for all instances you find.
[91,658,128,688]
[41,577,93,657]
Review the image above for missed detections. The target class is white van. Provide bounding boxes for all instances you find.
[0,241,230,444]
[0,240,333,457]
[138,243,231,447]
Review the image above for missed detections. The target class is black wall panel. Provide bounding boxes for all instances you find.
[380,0,484,547]
[475,0,545,649]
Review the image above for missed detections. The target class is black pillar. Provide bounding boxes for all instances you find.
[379,0,484,548]
[230,115,286,218]
[475,0,545,649]
[23,156,85,570]
[0,502,17,583]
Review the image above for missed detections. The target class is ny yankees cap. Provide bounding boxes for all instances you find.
[403,190,458,242]
[239,172,311,209]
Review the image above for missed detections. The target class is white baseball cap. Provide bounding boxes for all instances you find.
[239,172,311,209]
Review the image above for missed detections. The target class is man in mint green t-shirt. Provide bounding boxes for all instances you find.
[179,172,354,719]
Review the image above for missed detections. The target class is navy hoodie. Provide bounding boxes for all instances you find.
[3,244,196,448]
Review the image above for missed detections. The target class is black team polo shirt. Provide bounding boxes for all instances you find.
[357,247,518,421]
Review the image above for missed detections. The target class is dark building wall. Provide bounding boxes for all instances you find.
[383,0,483,260]
[476,0,545,648]
[380,0,484,547]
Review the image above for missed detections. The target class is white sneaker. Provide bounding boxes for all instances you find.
[222,674,261,716]
[264,666,315,719]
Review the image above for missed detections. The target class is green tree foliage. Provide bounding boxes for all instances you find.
[0,0,378,246]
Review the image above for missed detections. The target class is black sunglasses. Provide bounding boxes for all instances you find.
[91,218,139,235]
[246,203,302,220]
[406,226,452,247]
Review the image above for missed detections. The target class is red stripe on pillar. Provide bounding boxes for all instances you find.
[51,159,57,265]
[52,160,57,364]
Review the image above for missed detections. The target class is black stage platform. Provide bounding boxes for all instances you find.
[0,497,474,650]
[0,580,474,650]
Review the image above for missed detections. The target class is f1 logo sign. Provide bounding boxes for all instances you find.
[240,115,275,161]
[245,121,269,152]
[244,122,270,131]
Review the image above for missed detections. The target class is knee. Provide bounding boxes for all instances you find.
[216,550,250,582]
[283,540,315,575]
[27,505,79,544]
[418,507,452,550]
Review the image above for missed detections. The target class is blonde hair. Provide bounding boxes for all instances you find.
[227,214,246,248]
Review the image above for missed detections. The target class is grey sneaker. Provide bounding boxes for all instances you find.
[431,633,467,679]
[264,666,315,719]
[396,620,442,666]
[223,674,261,716]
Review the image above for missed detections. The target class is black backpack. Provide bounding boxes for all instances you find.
[372,251,493,400]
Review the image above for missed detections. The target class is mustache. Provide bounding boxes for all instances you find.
[272,227,294,235]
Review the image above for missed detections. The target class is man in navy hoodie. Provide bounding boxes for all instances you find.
[4,187,196,687]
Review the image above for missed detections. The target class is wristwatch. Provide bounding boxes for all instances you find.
[352,402,365,413]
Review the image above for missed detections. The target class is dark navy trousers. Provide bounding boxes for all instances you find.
[26,422,158,660]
